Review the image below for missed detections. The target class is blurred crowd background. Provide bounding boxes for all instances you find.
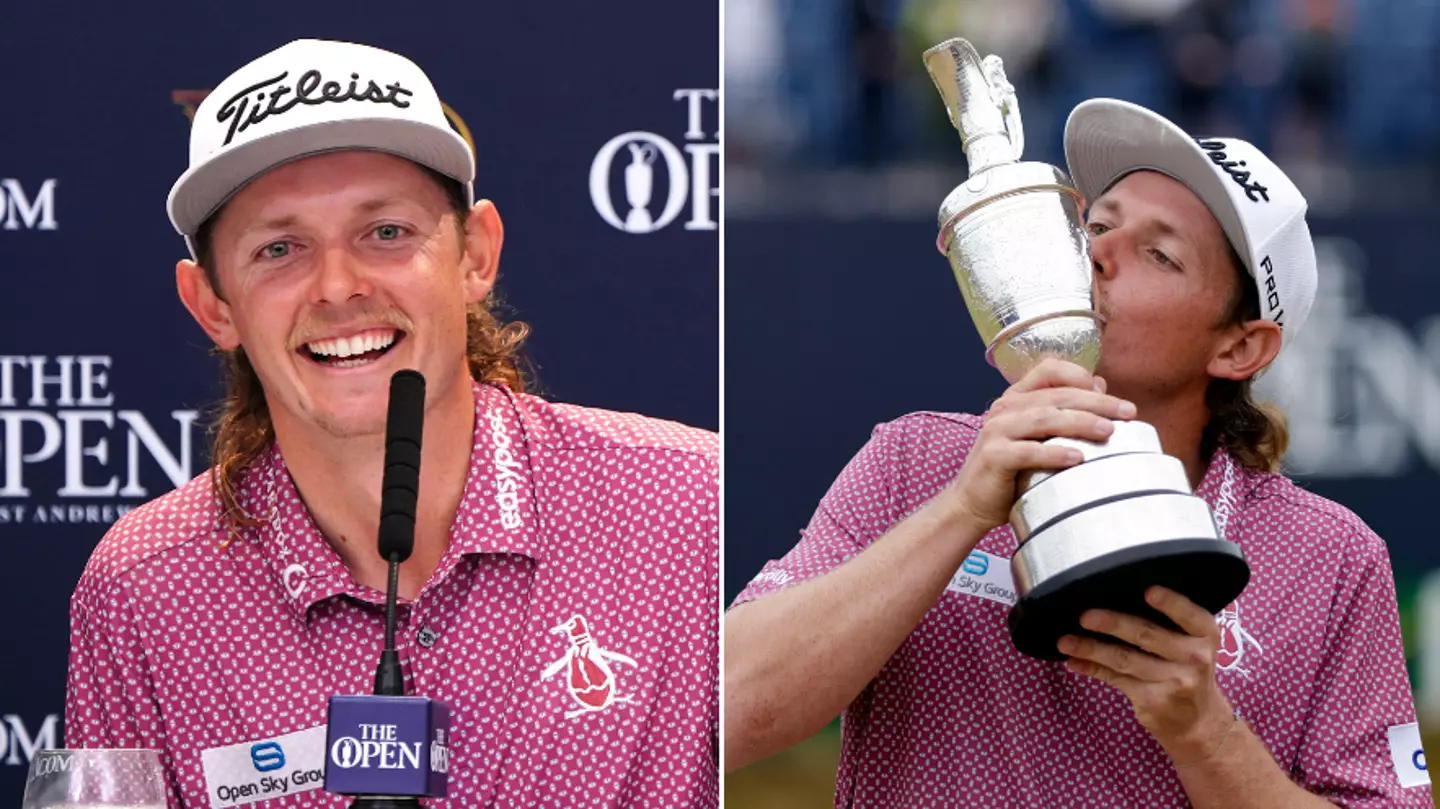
[729,0,1431,175]
[725,0,1440,805]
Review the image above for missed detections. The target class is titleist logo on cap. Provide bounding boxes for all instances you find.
[217,70,414,147]
[1195,139,1269,203]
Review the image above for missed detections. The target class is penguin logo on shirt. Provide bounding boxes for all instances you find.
[1215,600,1263,678]
[540,615,639,719]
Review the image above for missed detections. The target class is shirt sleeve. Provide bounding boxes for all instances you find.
[731,418,959,607]
[1293,534,1433,808]
[66,575,183,808]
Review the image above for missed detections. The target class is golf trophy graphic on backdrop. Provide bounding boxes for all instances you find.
[922,38,1250,659]
[624,141,659,232]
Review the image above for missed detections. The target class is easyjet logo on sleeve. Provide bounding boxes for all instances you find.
[486,408,524,531]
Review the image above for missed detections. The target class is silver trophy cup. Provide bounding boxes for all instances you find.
[924,38,1249,660]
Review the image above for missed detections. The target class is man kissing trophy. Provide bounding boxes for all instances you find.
[921,38,1249,659]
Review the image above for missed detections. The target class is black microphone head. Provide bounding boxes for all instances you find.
[379,370,426,562]
[385,370,426,444]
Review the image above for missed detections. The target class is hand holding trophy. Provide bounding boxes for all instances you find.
[922,38,1249,660]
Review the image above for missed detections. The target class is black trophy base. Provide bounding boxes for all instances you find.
[351,798,423,808]
[1007,538,1250,660]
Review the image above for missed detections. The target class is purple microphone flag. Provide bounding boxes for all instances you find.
[323,695,451,797]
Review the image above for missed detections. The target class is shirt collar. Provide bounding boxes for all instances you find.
[237,450,357,623]
[237,380,544,623]
[1192,445,1248,540]
[446,381,542,561]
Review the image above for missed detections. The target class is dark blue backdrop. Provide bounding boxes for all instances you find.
[0,2,717,801]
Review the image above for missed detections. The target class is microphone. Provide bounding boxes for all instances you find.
[376,368,425,697]
[324,370,451,807]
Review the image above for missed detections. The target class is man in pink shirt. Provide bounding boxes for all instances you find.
[727,99,1430,807]
[65,40,718,808]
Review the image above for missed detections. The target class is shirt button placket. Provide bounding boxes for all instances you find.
[406,598,434,693]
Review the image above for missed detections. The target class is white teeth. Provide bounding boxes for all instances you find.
[306,330,398,359]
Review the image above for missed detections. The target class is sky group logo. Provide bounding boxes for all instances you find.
[250,741,285,773]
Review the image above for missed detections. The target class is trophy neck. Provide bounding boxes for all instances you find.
[923,38,1019,175]
[965,133,1015,177]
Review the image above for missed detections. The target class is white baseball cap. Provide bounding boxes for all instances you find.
[1064,98,1317,349]
[167,38,475,258]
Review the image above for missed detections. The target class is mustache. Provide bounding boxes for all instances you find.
[290,306,416,347]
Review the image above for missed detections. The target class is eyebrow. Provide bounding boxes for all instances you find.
[233,214,298,244]
[355,197,409,214]
[1091,196,1188,242]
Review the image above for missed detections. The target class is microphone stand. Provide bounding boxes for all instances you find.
[351,555,421,809]
[374,556,406,698]
[354,370,426,809]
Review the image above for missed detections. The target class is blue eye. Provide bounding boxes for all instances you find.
[375,224,403,240]
[263,242,290,259]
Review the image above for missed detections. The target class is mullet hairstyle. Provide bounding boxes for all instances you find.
[193,166,530,531]
[1202,245,1289,473]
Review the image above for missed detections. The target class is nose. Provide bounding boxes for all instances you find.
[308,243,373,305]
[1089,228,1117,282]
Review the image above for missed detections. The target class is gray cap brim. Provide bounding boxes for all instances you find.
[1064,99,1256,277]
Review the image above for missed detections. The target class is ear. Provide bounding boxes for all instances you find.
[175,260,241,350]
[1208,319,1283,381]
[458,199,504,304]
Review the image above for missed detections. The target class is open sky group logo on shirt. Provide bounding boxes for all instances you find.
[945,550,1017,607]
[541,615,639,720]
[201,726,327,808]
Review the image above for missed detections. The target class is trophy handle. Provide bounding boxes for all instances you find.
[981,55,1022,162]
[627,142,657,165]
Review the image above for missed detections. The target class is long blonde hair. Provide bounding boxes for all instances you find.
[1203,247,1289,473]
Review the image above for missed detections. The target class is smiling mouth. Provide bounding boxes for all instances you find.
[300,328,405,369]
